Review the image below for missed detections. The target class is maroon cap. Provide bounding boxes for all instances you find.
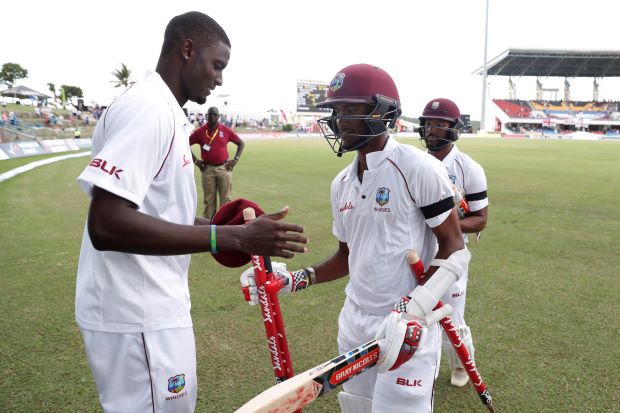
[210,198,265,268]
[419,98,461,123]
[316,63,400,107]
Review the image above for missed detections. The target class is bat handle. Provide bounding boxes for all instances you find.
[460,198,470,215]
[406,250,425,283]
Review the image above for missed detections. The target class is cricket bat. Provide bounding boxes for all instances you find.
[235,340,380,413]
[243,208,296,384]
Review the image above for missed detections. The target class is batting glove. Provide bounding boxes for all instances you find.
[375,296,453,372]
[240,262,311,305]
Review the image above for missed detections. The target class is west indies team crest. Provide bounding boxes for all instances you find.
[168,374,186,394]
[376,187,390,206]
[330,72,346,92]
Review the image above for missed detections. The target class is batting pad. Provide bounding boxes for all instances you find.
[443,325,475,370]
[338,391,372,413]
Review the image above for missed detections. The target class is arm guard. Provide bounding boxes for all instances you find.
[406,249,471,317]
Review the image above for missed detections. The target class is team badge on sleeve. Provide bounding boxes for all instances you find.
[168,374,186,393]
[375,187,390,206]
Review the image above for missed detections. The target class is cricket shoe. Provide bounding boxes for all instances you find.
[451,368,469,387]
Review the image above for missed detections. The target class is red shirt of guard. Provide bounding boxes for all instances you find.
[189,122,241,165]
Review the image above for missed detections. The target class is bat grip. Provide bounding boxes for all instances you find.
[460,199,470,215]
[269,290,295,379]
[406,250,426,284]
[440,312,493,407]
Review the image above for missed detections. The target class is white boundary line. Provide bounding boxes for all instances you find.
[0,151,91,183]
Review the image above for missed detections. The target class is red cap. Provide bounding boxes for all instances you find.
[210,198,265,268]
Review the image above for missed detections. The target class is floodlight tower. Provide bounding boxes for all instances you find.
[480,0,490,131]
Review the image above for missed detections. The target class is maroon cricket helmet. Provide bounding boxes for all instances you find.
[317,63,401,108]
[315,64,402,156]
[418,98,464,150]
[210,198,265,268]
[419,98,462,124]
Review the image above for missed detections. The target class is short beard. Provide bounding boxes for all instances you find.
[193,95,207,105]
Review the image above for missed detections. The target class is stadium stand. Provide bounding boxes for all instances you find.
[493,99,532,118]
[477,49,620,139]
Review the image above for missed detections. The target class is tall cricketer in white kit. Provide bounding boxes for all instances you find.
[75,12,308,413]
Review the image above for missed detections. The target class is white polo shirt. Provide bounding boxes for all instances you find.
[331,137,454,315]
[441,145,488,213]
[76,71,197,333]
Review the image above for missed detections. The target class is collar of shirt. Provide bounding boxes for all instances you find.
[345,136,398,182]
[442,144,459,164]
[144,71,192,133]
[207,122,220,133]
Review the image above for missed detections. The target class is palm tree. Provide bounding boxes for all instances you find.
[111,63,132,88]
[47,82,57,101]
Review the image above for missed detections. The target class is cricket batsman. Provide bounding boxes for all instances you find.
[418,98,489,387]
[241,64,470,412]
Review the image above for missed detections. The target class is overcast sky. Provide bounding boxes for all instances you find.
[3,0,619,120]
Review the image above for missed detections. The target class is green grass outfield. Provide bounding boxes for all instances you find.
[0,137,618,412]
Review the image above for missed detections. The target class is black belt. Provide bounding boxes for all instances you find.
[205,162,225,166]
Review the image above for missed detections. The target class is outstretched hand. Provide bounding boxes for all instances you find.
[240,206,308,259]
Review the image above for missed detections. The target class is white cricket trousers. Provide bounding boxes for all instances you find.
[81,327,197,413]
[337,297,441,413]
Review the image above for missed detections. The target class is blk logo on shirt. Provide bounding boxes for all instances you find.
[88,158,123,180]
[396,377,423,387]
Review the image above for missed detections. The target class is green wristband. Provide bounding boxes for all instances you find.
[210,225,217,254]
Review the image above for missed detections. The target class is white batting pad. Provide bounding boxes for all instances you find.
[338,391,372,413]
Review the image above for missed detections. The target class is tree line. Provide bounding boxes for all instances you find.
[0,62,133,103]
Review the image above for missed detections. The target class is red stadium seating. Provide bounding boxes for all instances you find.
[493,99,532,118]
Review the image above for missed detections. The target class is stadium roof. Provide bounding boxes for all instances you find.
[474,49,620,78]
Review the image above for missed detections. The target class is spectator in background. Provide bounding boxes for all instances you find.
[190,106,245,218]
